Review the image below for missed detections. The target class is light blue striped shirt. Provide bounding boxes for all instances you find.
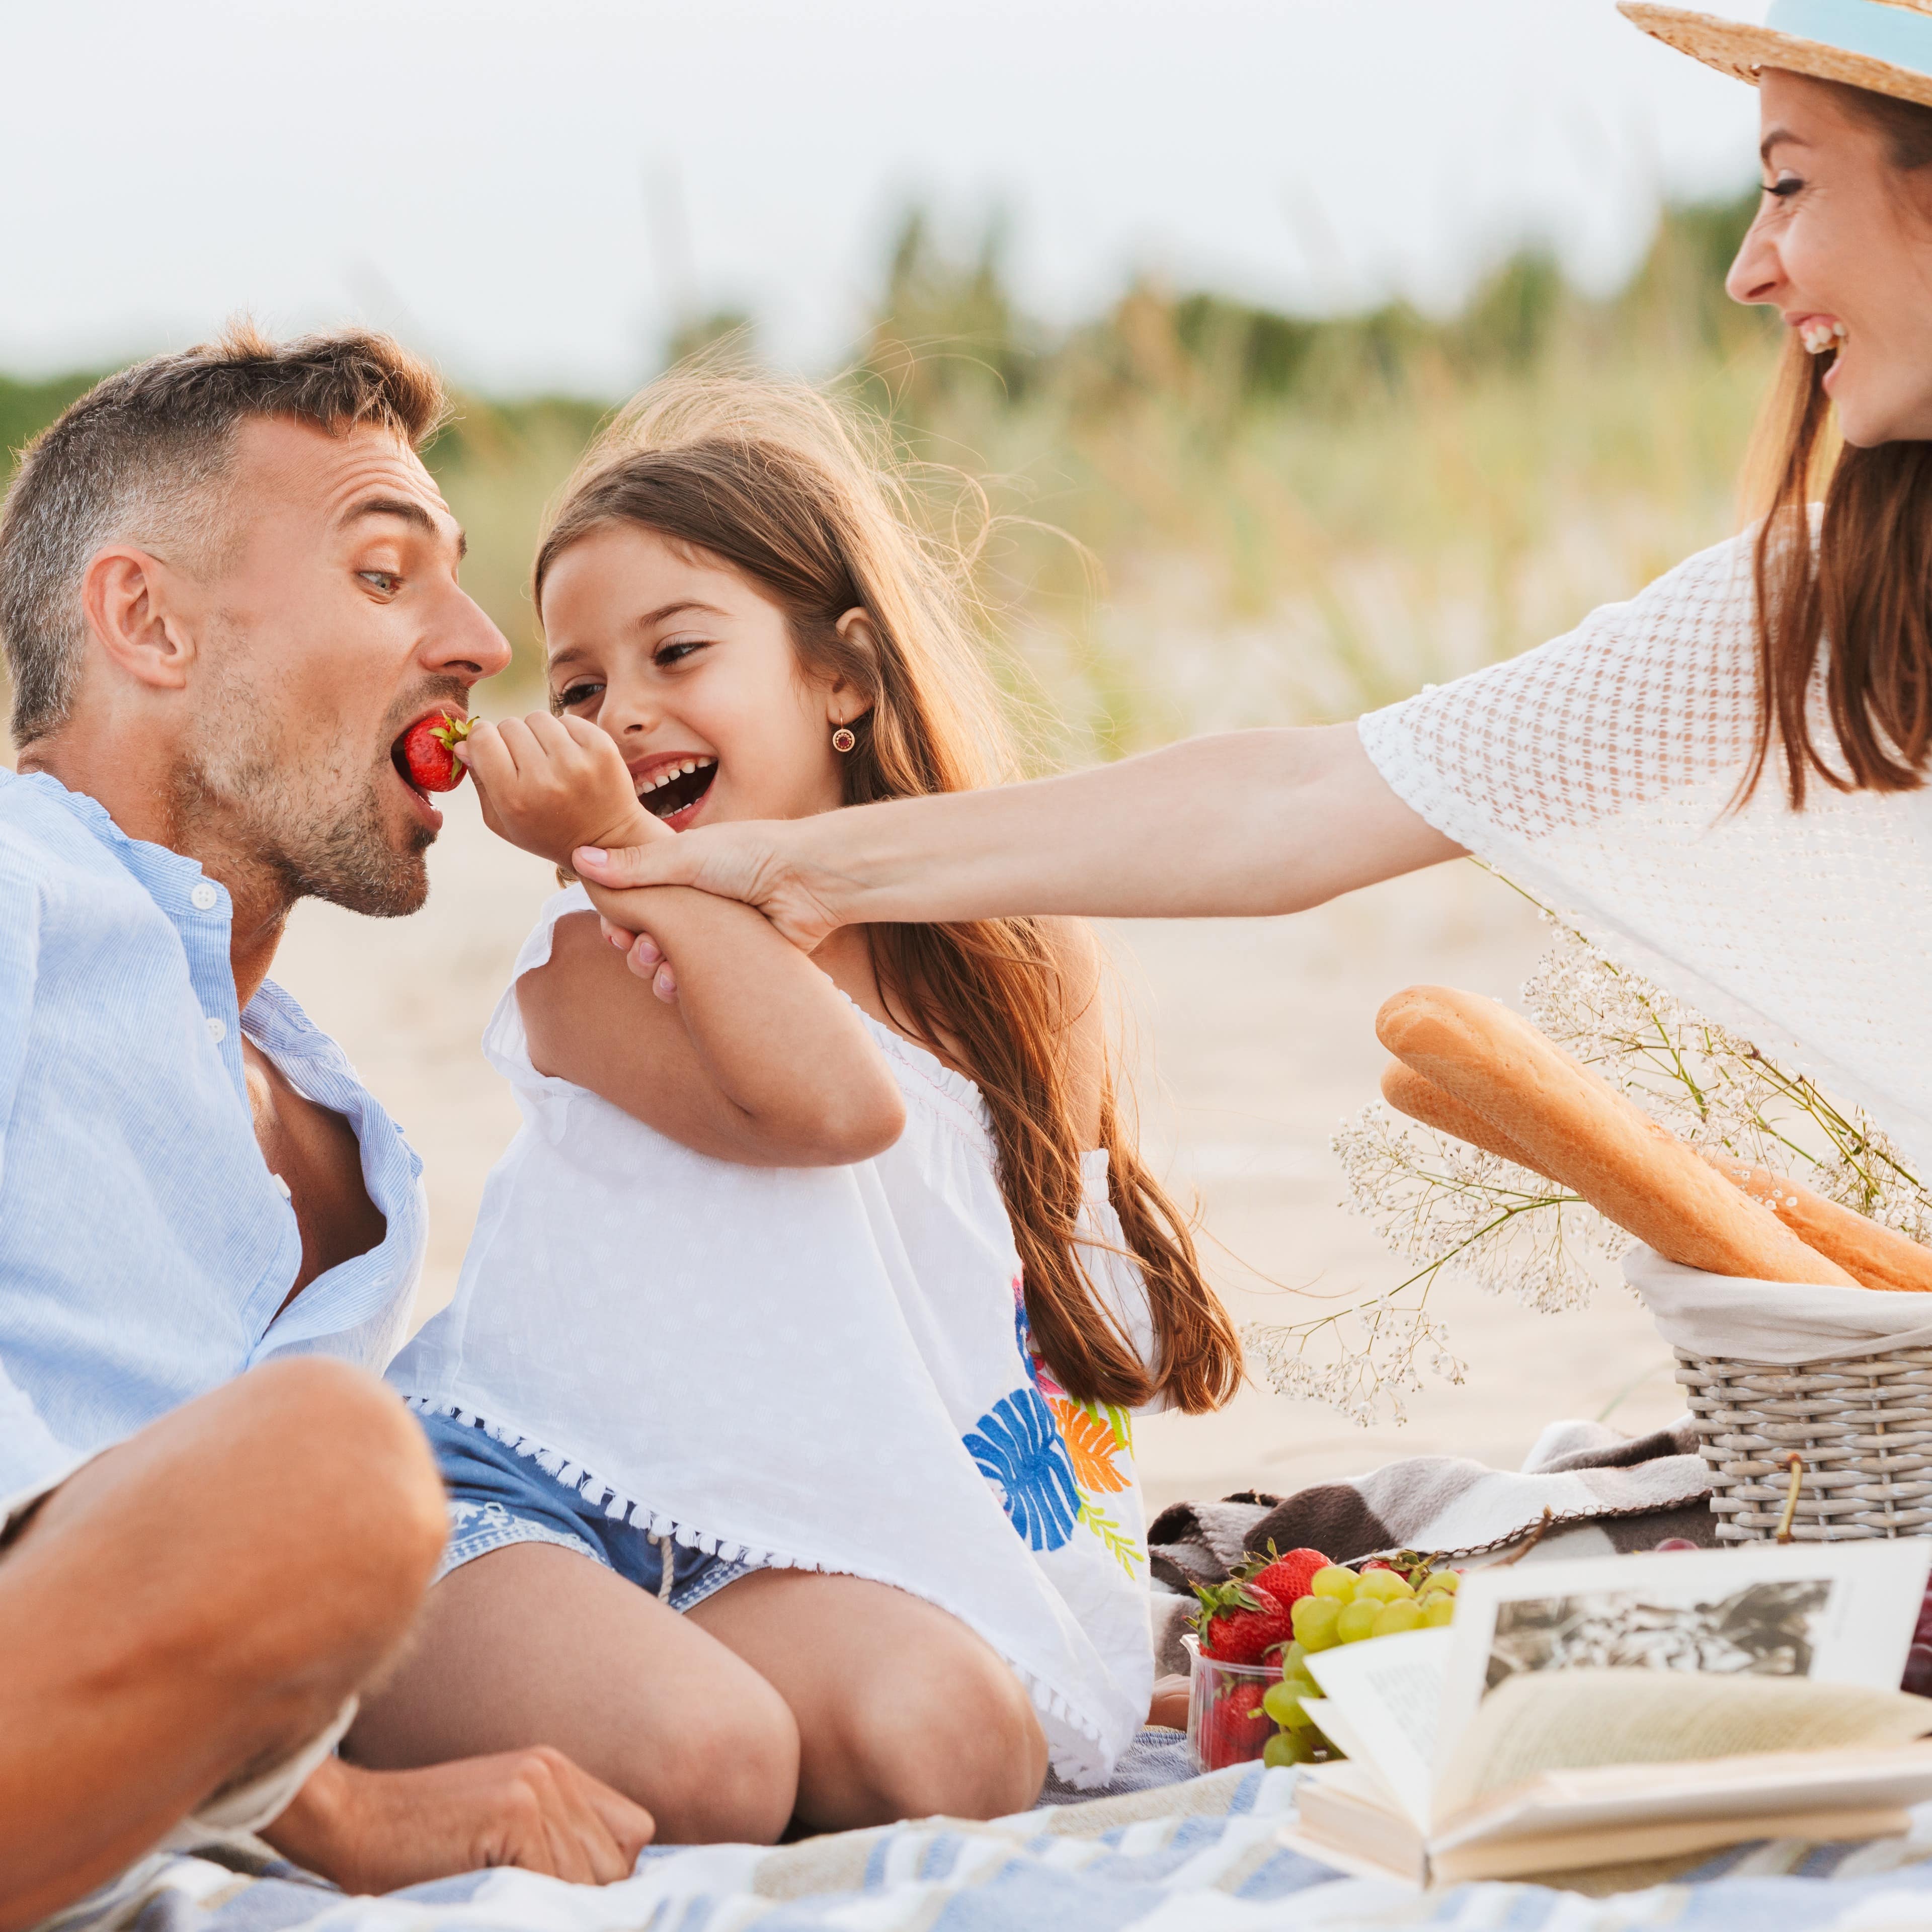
[0,769,427,1505]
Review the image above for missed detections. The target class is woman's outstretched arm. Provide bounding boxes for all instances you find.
[572,722,1461,953]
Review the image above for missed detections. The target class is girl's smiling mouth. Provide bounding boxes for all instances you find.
[634,754,717,828]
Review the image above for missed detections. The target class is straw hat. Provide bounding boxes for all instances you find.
[1620,0,1932,113]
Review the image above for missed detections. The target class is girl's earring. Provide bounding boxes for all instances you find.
[831,726,857,753]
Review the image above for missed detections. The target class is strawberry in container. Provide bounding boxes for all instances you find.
[1185,1546,1330,1772]
[1186,1546,1465,1771]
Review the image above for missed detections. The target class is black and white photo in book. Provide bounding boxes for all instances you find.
[1485,1578,1831,1687]
[1438,1541,1932,1755]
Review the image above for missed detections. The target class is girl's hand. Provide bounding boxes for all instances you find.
[461,714,664,868]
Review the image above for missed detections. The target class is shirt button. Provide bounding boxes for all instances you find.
[205,1016,227,1043]
[190,882,218,911]
[271,1173,292,1200]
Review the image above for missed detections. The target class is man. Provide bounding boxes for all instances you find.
[0,325,653,1924]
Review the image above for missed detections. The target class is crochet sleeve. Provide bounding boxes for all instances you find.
[1354,529,1932,1179]
[1357,533,1760,868]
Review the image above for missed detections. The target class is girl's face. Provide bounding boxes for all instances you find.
[540,523,862,831]
[1728,70,1932,447]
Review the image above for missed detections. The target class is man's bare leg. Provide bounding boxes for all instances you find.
[0,1359,446,1930]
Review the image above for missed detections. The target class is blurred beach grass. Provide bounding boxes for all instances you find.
[1,190,1775,761]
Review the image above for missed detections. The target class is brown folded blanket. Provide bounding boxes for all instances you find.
[1145,1418,1715,1673]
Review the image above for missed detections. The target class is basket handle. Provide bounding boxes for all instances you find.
[1775,1452,1805,1545]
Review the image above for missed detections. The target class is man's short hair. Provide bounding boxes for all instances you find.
[0,320,447,746]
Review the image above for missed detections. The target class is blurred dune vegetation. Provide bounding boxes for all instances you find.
[2,191,1775,764]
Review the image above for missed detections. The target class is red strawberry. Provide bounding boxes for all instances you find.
[1201,1678,1274,1768]
[1192,1580,1292,1664]
[398,713,475,793]
[1242,1545,1330,1609]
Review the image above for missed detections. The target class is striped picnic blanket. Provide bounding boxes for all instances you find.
[60,1750,1932,1932]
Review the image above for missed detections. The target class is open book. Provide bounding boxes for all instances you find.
[1279,1541,1932,1886]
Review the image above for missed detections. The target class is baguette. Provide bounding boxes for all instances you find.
[1702,1153,1932,1296]
[1383,1059,1932,1294]
[1383,1059,1932,1298]
[1380,1061,1551,1176]
[1375,986,1856,1287]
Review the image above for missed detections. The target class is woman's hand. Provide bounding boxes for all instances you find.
[574,820,845,954]
[461,714,665,870]
[598,916,680,1003]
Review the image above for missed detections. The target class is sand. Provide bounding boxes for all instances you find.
[271,794,1690,1519]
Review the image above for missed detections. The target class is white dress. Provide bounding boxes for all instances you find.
[1358,531,1932,1175]
[390,887,1156,1782]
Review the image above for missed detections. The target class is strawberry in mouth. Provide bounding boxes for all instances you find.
[636,756,716,828]
[393,712,475,797]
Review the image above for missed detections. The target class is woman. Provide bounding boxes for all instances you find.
[574,0,1932,1181]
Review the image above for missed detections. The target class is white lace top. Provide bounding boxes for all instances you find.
[389,887,1157,1783]
[1358,531,1932,1174]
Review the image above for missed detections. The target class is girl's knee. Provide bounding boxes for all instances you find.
[654,1676,800,1844]
[850,1648,1046,1823]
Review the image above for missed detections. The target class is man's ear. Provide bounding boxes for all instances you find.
[80,547,195,694]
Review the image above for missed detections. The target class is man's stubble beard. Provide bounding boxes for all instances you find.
[178,652,438,921]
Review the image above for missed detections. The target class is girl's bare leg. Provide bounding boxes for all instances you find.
[689,1572,1048,1831]
[347,1543,799,1845]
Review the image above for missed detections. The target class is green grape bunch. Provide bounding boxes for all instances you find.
[1260,1561,1461,1768]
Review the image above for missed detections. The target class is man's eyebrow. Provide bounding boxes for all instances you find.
[342,494,468,560]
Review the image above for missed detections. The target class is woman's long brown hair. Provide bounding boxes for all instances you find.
[534,369,1242,1413]
[1744,80,1932,807]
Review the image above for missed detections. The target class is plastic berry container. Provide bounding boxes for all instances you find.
[1183,1634,1282,1772]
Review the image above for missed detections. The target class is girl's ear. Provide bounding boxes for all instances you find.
[829,607,878,726]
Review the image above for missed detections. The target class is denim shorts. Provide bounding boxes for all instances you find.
[417,1409,761,1613]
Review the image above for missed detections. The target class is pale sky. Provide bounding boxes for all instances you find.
[0,0,1765,394]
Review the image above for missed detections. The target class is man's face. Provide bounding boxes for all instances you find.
[182,417,511,916]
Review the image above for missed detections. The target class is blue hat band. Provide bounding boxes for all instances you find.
[1765,0,1932,78]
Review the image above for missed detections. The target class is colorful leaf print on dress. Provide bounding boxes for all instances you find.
[1052,1396,1143,1577]
[1008,1278,1145,1578]
[964,1387,1081,1552]
[1012,1281,1067,1402]
[1050,1398,1132,1494]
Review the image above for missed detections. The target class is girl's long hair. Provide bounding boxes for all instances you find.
[1743,79,1932,807]
[534,366,1242,1413]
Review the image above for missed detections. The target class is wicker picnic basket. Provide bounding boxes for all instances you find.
[1675,1343,1932,1542]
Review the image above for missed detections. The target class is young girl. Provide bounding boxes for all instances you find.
[357,373,1240,1842]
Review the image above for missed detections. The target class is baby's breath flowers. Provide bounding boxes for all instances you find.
[1245,899,1932,1427]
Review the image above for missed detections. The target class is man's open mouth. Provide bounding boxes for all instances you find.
[637,757,716,824]
[391,738,428,798]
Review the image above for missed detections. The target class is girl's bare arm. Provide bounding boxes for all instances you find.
[465,715,905,1167]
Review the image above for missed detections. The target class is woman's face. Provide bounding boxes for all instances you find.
[540,523,860,830]
[1728,69,1932,446]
